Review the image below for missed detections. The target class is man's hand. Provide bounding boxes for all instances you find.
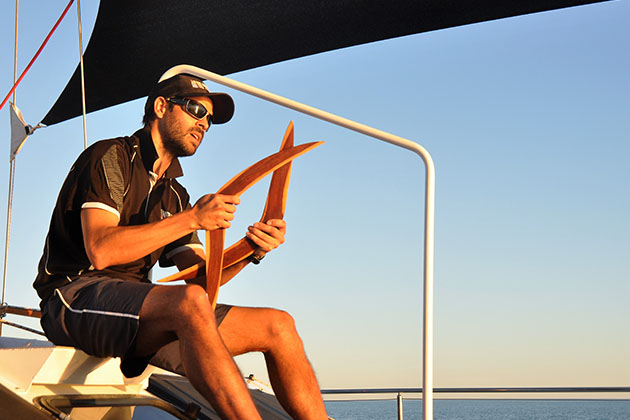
[192,194,240,231]
[246,219,286,254]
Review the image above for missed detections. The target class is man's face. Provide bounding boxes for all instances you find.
[159,96,214,157]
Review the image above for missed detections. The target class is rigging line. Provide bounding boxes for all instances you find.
[0,319,46,337]
[13,0,19,104]
[0,0,75,113]
[77,0,88,149]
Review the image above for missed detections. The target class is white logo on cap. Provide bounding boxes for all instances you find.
[190,80,209,92]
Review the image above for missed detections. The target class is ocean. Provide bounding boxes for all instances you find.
[324,399,630,420]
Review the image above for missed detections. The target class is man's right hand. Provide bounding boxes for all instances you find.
[192,194,240,231]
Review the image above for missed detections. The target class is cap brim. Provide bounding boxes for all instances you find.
[187,92,234,125]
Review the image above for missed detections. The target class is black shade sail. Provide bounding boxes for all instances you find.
[42,0,607,126]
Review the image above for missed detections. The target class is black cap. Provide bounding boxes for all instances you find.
[145,74,234,124]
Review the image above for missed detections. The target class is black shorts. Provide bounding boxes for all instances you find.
[40,275,232,378]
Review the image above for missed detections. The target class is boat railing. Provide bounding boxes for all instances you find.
[161,64,436,419]
[320,387,630,420]
[0,304,44,336]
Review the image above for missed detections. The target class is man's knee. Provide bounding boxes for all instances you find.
[171,284,217,327]
[265,309,300,344]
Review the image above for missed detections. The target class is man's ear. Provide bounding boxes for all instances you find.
[154,96,168,119]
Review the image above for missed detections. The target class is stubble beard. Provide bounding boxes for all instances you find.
[161,119,204,157]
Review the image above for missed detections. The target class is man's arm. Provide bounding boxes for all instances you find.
[81,193,239,270]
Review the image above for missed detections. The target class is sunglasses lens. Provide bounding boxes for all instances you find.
[186,101,206,119]
[168,97,213,125]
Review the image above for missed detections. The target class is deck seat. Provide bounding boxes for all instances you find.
[0,336,155,394]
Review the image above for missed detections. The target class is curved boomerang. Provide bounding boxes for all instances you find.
[222,120,295,267]
[157,123,322,308]
[158,122,302,282]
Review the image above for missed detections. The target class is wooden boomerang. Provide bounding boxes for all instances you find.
[158,124,322,308]
[223,120,295,267]
[158,122,296,283]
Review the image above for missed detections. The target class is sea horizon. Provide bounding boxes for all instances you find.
[324,399,630,420]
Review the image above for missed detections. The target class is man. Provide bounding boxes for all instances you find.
[33,74,328,420]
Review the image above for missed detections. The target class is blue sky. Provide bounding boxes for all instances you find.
[1,1,628,398]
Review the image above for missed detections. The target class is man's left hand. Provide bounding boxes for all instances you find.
[246,219,286,254]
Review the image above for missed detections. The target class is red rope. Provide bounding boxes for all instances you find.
[0,0,75,113]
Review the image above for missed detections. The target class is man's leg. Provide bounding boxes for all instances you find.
[132,284,262,420]
[218,306,328,420]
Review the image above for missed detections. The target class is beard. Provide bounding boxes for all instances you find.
[160,118,204,157]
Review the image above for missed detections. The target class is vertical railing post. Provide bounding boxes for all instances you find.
[397,392,404,420]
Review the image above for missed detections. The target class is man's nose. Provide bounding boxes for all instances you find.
[197,117,210,132]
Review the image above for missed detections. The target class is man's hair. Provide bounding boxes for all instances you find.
[142,97,173,126]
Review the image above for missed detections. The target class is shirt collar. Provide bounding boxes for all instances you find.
[135,127,184,179]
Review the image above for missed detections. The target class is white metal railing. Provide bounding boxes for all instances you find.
[159,64,436,420]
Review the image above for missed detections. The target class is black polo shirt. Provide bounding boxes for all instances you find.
[34,127,202,301]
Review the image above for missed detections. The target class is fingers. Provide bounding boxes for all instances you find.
[193,194,241,230]
[264,218,286,233]
[246,219,286,252]
[221,194,241,205]
[192,194,287,251]
[195,193,240,205]
[214,195,240,229]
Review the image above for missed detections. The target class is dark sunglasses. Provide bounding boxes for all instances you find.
[166,97,214,126]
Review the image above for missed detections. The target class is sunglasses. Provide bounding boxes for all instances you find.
[166,97,214,126]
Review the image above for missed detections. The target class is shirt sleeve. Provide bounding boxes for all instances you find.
[159,231,204,267]
[73,141,128,220]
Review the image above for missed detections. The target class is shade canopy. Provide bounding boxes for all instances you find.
[42,0,606,126]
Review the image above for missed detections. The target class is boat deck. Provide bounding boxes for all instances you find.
[0,337,293,419]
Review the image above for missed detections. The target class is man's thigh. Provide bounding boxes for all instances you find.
[40,275,155,358]
[217,306,295,356]
[148,302,232,376]
[149,305,296,376]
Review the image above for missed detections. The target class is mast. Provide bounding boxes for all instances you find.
[0,0,20,336]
